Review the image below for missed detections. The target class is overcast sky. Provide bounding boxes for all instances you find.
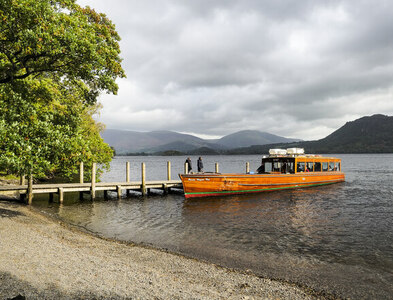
[78,0,393,140]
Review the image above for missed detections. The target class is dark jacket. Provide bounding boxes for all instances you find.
[186,158,192,171]
[197,158,203,172]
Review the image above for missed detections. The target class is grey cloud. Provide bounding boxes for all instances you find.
[78,0,393,140]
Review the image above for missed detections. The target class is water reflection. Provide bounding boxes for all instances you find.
[183,194,262,215]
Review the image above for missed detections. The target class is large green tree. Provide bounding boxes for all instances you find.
[0,0,125,180]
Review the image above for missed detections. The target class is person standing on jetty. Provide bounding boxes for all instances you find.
[197,157,204,172]
[185,157,192,173]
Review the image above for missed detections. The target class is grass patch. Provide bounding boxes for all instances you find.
[0,173,19,182]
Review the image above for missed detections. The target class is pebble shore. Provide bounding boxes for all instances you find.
[0,201,322,299]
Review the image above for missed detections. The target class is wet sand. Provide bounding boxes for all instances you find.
[0,201,327,299]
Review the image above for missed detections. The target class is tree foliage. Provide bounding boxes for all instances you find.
[0,77,113,180]
[0,0,125,102]
[0,0,125,180]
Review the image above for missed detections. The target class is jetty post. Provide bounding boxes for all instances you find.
[58,187,64,203]
[141,162,147,196]
[167,161,171,180]
[246,162,250,173]
[27,173,33,205]
[126,161,130,182]
[163,161,171,194]
[79,162,84,200]
[126,161,130,196]
[215,163,219,173]
[117,185,122,199]
[91,163,96,200]
[79,162,84,183]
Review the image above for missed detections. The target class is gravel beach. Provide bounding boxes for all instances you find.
[0,201,323,299]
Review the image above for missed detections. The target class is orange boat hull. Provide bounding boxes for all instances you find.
[179,172,345,198]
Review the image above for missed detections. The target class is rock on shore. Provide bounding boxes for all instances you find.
[0,201,318,299]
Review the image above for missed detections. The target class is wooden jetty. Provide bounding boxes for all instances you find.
[0,162,182,204]
[1,160,255,204]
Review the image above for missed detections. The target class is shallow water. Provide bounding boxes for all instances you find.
[33,154,393,299]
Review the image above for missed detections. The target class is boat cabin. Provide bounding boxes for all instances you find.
[257,148,342,174]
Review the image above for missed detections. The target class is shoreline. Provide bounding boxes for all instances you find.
[0,200,336,299]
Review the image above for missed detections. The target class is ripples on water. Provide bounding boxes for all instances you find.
[34,154,393,299]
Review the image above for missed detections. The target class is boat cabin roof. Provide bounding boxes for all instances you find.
[265,148,341,162]
[264,154,341,162]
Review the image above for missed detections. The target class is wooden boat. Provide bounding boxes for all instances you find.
[179,148,345,198]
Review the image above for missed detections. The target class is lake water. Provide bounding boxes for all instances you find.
[33,154,393,299]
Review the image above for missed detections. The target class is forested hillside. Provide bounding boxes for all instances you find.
[228,115,393,154]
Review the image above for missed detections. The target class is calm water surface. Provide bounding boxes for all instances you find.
[33,154,393,299]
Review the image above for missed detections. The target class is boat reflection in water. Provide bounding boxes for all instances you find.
[181,186,340,237]
[179,185,360,298]
[180,148,345,198]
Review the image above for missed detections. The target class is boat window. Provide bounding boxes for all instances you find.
[287,162,295,174]
[306,162,313,172]
[322,162,328,171]
[273,161,281,172]
[297,162,305,172]
[337,162,341,171]
[279,161,293,173]
[260,158,295,174]
[263,162,272,173]
[315,162,322,172]
[329,162,334,171]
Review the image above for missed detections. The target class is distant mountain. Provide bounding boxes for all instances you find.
[104,115,393,155]
[227,114,393,154]
[217,130,300,148]
[101,129,212,154]
[101,129,156,153]
[101,129,300,154]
